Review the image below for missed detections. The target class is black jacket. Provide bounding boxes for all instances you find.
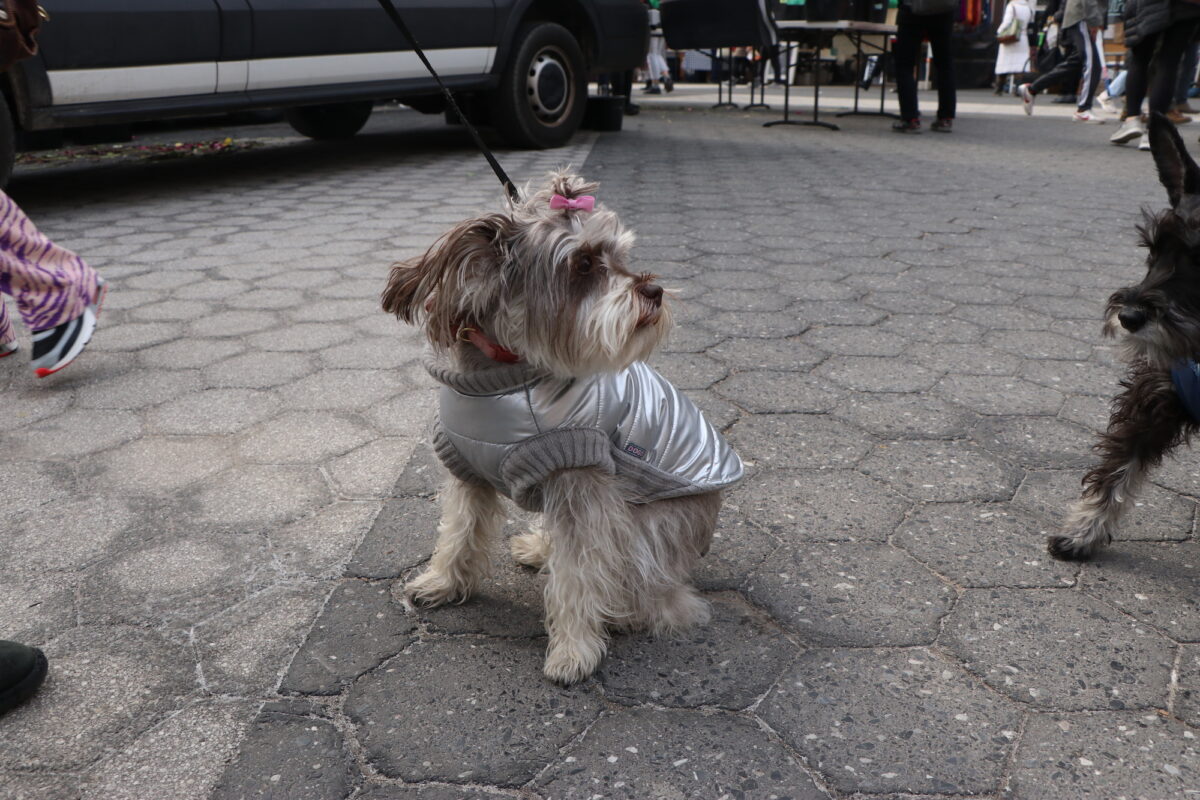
[1122,0,1170,47]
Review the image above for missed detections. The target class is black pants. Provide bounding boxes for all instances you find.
[1030,21,1101,112]
[893,8,956,122]
[1125,20,1200,118]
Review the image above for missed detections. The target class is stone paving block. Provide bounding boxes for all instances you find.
[728,468,908,541]
[800,325,908,357]
[6,409,142,459]
[347,497,441,579]
[700,287,795,313]
[694,508,780,591]
[972,416,1096,470]
[728,414,874,469]
[1057,394,1110,432]
[138,337,246,369]
[4,490,129,573]
[760,648,1021,796]
[598,594,798,709]
[1008,711,1199,800]
[831,393,978,440]
[356,785,503,800]
[129,299,213,322]
[894,502,1074,588]
[1146,450,1200,497]
[191,464,331,529]
[1018,360,1122,398]
[282,579,415,695]
[71,369,201,410]
[905,342,1023,377]
[327,437,421,499]
[79,700,257,800]
[236,411,375,465]
[147,388,279,435]
[0,625,194,771]
[97,321,182,351]
[706,335,825,371]
[714,371,845,414]
[189,309,279,338]
[345,638,601,786]
[202,351,316,389]
[696,309,808,339]
[934,375,1064,416]
[745,542,954,646]
[4,382,72,427]
[1178,644,1200,726]
[0,574,75,645]
[795,300,887,327]
[859,440,1022,503]
[194,582,329,696]
[648,352,727,390]
[84,436,232,494]
[269,500,380,577]
[816,356,940,393]
[319,335,425,370]
[408,550,548,639]
[278,369,405,410]
[536,706,827,800]
[987,330,1094,361]
[1077,542,1200,642]
[247,322,354,351]
[940,589,1174,710]
[881,314,982,343]
[1014,470,1194,543]
[0,772,80,800]
[80,531,269,629]
[211,711,352,800]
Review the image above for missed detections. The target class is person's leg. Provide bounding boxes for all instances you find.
[1124,35,1154,119]
[892,12,921,123]
[1076,22,1101,112]
[926,12,956,119]
[1148,21,1200,114]
[1175,42,1199,107]
[0,190,100,335]
[1030,23,1084,96]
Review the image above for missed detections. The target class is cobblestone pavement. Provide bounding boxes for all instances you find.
[3,96,1200,799]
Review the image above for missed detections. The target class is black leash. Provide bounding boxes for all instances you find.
[374,0,520,201]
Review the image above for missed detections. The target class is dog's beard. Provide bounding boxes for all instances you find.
[1107,309,1200,370]
[569,286,672,375]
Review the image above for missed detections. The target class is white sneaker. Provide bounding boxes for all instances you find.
[1073,110,1105,124]
[1110,117,1145,145]
[1097,96,1121,114]
[0,340,16,359]
[1139,135,1152,151]
[1018,84,1035,116]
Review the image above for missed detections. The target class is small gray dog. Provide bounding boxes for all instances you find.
[382,170,743,684]
[1053,114,1200,560]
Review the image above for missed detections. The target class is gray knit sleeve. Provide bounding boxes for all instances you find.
[432,425,491,487]
[499,428,615,511]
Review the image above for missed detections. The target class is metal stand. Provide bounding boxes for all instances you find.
[744,50,772,110]
[712,49,738,109]
[764,41,838,130]
[836,30,899,119]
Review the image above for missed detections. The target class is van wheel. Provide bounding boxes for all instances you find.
[285,101,374,140]
[490,22,586,149]
[0,101,16,188]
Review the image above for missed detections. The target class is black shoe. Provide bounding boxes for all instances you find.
[892,119,921,133]
[624,103,640,116]
[664,75,674,93]
[930,118,952,133]
[643,86,662,95]
[0,641,48,715]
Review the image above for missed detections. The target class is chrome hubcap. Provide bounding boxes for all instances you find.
[526,46,571,124]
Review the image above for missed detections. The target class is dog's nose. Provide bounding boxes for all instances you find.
[638,283,663,306]
[1118,308,1147,332]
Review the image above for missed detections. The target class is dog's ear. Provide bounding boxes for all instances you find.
[1149,111,1200,210]
[381,213,510,347]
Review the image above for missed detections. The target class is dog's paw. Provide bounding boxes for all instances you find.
[544,638,605,686]
[403,569,468,607]
[648,587,711,636]
[1047,534,1102,561]
[510,531,550,570]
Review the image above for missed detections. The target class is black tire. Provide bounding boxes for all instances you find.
[285,101,374,140]
[0,100,14,188]
[490,22,587,149]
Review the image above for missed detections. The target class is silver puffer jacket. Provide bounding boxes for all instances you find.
[428,358,744,511]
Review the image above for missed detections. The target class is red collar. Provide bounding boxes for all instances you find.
[454,324,521,363]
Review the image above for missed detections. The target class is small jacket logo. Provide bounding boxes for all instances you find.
[624,442,647,459]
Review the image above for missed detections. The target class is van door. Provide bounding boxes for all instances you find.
[36,0,221,105]
[244,0,496,92]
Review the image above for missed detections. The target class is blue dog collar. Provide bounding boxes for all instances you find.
[1171,359,1200,422]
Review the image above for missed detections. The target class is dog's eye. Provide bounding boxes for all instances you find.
[577,254,593,275]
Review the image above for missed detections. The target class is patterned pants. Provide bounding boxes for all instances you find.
[0,190,99,346]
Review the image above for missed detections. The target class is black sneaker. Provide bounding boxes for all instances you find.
[0,641,48,716]
[930,118,952,133]
[642,86,662,95]
[664,75,674,93]
[892,119,921,133]
[31,277,106,378]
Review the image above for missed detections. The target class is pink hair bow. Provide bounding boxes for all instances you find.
[550,193,595,212]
